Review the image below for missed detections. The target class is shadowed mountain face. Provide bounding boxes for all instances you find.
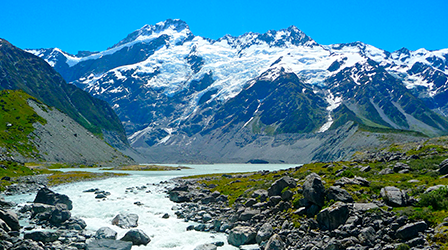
[27,19,448,163]
[0,38,128,149]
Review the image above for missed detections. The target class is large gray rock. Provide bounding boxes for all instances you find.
[316,202,350,230]
[326,186,353,203]
[358,226,375,246]
[95,227,117,240]
[169,191,191,203]
[439,159,448,175]
[111,213,138,229]
[0,209,20,231]
[49,204,71,225]
[380,186,408,207]
[33,187,73,210]
[268,176,296,197]
[256,222,273,244]
[228,226,257,247]
[302,173,325,207]
[193,244,217,250]
[265,234,285,250]
[252,189,268,202]
[239,209,259,221]
[396,221,427,240]
[24,230,60,243]
[120,229,151,246]
[86,239,132,250]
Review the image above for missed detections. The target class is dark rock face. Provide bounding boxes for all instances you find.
[95,227,118,240]
[396,221,428,240]
[316,202,350,230]
[326,186,354,203]
[302,173,326,207]
[120,229,151,246]
[228,226,257,247]
[86,239,132,250]
[380,186,408,207]
[33,187,73,210]
[267,176,297,197]
[169,191,191,203]
[439,159,448,175]
[24,231,60,243]
[0,209,20,231]
[111,213,139,229]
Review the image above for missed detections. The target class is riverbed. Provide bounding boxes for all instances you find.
[8,163,298,250]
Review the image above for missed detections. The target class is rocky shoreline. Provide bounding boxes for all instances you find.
[167,165,448,250]
[0,186,153,250]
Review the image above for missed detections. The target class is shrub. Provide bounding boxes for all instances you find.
[419,186,448,210]
[341,169,355,178]
[396,243,410,250]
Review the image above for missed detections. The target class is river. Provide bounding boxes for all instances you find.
[8,164,298,250]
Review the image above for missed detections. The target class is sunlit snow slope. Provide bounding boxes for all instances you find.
[28,19,448,163]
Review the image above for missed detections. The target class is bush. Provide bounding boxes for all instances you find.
[419,186,448,210]
[396,243,410,250]
[341,170,355,178]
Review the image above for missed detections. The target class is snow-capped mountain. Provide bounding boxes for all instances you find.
[28,19,448,163]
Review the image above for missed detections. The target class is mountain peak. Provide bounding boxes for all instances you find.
[110,19,191,49]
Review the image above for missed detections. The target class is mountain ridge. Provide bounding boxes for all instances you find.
[26,19,448,163]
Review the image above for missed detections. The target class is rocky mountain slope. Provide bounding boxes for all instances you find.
[0,39,129,149]
[28,19,448,163]
[0,89,134,166]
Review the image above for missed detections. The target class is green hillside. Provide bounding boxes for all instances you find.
[0,39,127,145]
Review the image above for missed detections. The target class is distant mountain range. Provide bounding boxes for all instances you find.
[27,19,448,163]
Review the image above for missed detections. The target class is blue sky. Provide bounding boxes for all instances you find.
[2,0,447,54]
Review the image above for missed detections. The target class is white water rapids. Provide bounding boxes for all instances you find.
[7,164,298,250]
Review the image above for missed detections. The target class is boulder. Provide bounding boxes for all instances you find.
[64,216,87,230]
[169,191,191,203]
[268,176,296,197]
[358,226,375,246]
[24,230,60,243]
[326,186,353,203]
[439,159,448,175]
[228,226,257,247]
[264,234,285,250]
[33,187,73,210]
[239,209,259,221]
[302,173,325,207]
[396,221,427,240]
[193,244,217,250]
[252,189,268,202]
[256,222,274,244]
[95,227,117,240]
[86,239,132,250]
[393,162,410,173]
[111,213,138,229]
[378,168,394,175]
[316,202,350,231]
[380,186,408,207]
[120,229,151,246]
[49,204,71,225]
[281,190,294,201]
[0,209,20,231]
